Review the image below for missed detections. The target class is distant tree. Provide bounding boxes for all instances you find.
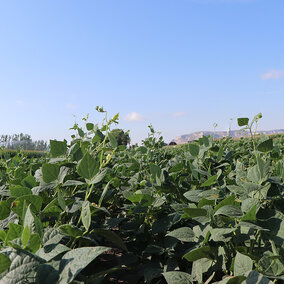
[109,129,130,146]
[0,133,48,150]
[169,141,177,146]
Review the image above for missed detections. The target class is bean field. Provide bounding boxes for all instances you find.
[0,110,283,284]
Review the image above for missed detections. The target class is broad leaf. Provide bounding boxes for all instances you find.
[201,175,218,187]
[0,254,11,274]
[81,201,91,231]
[184,246,213,262]
[0,201,10,220]
[182,208,207,218]
[77,153,98,181]
[0,249,43,284]
[166,227,195,242]
[94,228,128,252]
[214,205,243,218]
[42,163,60,183]
[23,205,43,238]
[258,139,273,152]
[9,186,32,198]
[188,144,199,157]
[234,252,253,276]
[108,132,118,148]
[237,118,249,126]
[58,246,110,284]
[163,271,193,284]
[50,140,67,157]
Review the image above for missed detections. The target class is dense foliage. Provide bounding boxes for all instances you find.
[109,129,130,146]
[0,109,283,284]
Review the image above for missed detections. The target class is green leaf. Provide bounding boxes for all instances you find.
[59,224,83,238]
[234,252,253,276]
[238,222,269,231]
[21,175,37,189]
[169,162,184,173]
[37,243,70,262]
[23,205,43,238]
[50,140,67,157]
[258,139,273,152]
[86,123,94,131]
[166,227,195,242]
[211,228,236,242]
[42,163,60,183]
[5,223,22,244]
[0,254,11,274]
[94,229,128,252]
[0,201,10,220]
[182,208,207,218]
[62,180,84,187]
[27,233,42,253]
[0,231,6,242]
[202,135,209,147]
[77,153,98,181]
[58,246,110,284]
[12,195,43,216]
[42,228,64,246]
[90,168,108,185]
[258,252,284,277]
[214,195,236,212]
[163,271,193,284]
[81,201,91,231]
[241,205,257,222]
[214,205,243,218]
[237,118,249,126]
[78,127,84,137]
[35,264,59,284]
[0,249,43,284]
[57,191,66,211]
[93,130,105,143]
[184,189,219,203]
[184,246,213,262]
[10,186,32,197]
[198,198,215,208]
[201,175,218,187]
[149,163,162,186]
[244,270,272,284]
[188,144,199,157]
[108,132,118,148]
[98,181,111,207]
[22,226,31,248]
[58,166,69,184]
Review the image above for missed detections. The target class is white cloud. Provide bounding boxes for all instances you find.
[172,112,186,117]
[65,103,78,110]
[123,112,145,122]
[261,70,284,80]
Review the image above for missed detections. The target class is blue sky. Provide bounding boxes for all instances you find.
[0,0,283,144]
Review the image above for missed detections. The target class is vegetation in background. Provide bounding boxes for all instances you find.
[0,133,48,151]
[0,107,283,284]
[109,129,130,146]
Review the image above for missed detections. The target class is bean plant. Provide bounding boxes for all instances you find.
[0,108,283,284]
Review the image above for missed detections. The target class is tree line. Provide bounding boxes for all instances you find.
[0,133,48,151]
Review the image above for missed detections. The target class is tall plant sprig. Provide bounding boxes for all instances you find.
[70,106,119,204]
[237,113,262,160]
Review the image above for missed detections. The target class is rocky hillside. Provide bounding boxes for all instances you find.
[173,129,284,144]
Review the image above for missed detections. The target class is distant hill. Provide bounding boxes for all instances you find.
[172,129,284,144]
